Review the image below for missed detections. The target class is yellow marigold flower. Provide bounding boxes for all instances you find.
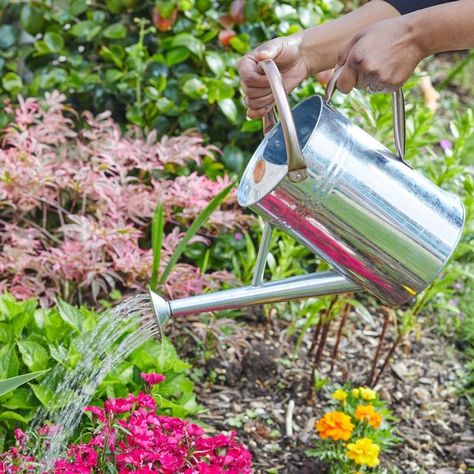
[359,387,377,401]
[316,411,355,441]
[351,388,360,398]
[355,405,382,429]
[332,389,348,402]
[346,438,380,467]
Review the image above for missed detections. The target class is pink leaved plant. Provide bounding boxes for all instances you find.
[0,92,250,305]
[0,373,252,473]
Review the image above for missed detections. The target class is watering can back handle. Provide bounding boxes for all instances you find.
[324,67,411,167]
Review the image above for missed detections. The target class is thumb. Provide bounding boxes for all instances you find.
[254,40,284,62]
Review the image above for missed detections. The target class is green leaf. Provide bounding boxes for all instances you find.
[0,323,13,343]
[0,369,49,397]
[205,52,225,76]
[11,311,30,339]
[150,202,165,291]
[44,310,71,343]
[218,98,238,123]
[172,33,203,56]
[44,32,64,53]
[70,0,88,16]
[56,298,83,332]
[207,79,234,103]
[106,0,123,14]
[182,77,207,99]
[1,388,38,410]
[0,411,31,424]
[20,6,45,35]
[103,23,127,39]
[17,341,49,372]
[165,47,190,67]
[0,345,19,380]
[229,36,249,54]
[70,21,101,40]
[2,73,23,94]
[31,384,54,406]
[241,119,262,133]
[0,296,36,321]
[0,25,17,50]
[159,181,236,285]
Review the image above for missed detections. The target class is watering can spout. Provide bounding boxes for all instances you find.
[149,271,359,328]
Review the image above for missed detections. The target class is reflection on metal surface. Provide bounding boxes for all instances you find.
[253,158,266,184]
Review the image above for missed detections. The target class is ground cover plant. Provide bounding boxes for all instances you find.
[0,373,252,473]
[0,293,201,452]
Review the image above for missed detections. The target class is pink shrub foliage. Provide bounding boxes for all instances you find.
[0,373,252,473]
[0,92,249,305]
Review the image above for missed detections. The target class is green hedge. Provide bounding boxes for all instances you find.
[0,0,343,171]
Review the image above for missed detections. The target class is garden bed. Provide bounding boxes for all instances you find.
[176,308,474,473]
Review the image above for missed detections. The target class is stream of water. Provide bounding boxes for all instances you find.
[30,294,161,471]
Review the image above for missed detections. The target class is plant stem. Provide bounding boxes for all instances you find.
[312,296,338,365]
[373,333,403,387]
[329,302,351,376]
[308,316,323,358]
[314,318,331,370]
[368,307,391,386]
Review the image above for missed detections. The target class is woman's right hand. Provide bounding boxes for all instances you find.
[236,33,311,119]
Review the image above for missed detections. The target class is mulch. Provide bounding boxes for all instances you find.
[173,304,473,473]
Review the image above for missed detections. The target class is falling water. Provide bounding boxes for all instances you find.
[30,294,162,470]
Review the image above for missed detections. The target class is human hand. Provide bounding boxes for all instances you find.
[335,16,425,94]
[236,34,311,119]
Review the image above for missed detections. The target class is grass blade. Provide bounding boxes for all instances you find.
[0,370,50,397]
[159,181,236,285]
[150,202,165,291]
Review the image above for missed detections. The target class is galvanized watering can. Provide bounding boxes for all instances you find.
[150,60,465,327]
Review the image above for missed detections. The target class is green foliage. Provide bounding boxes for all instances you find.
[0,293,199,451]
[0,370,49,398]
[158,181,236,286]
[0,0,342,159]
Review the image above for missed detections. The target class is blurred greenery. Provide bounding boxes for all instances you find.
[0,0,343,174]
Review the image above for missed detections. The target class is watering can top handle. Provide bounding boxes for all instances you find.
[261,60,410,168]
[325,66,410,167]
[259,60,309,183]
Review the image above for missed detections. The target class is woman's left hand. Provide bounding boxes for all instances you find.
[335,16,426,94]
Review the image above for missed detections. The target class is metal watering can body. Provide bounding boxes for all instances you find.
[237,61,465,307]
[150,60,465,325]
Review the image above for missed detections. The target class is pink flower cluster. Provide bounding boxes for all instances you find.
[0,373,252,473]
[0,92,250,305]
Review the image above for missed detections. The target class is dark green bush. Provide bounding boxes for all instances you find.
[0,0,343,170]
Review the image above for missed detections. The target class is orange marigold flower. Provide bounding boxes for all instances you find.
[316,411,354,441]
[354,405,382,429]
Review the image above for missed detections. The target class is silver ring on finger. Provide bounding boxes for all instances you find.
[366,83,385,95]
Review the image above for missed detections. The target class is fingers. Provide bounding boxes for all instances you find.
[245,93,274,111]
[335,63,358,94]
[334,37,359,94]
[246,105,273,120]
[237,39,287,118]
